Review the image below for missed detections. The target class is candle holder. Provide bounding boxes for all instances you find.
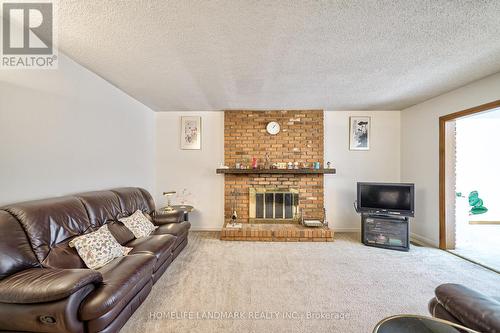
[178,188,192,208]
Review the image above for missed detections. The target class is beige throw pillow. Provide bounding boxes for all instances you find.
[119,210,158,238]
[69,224,132,269]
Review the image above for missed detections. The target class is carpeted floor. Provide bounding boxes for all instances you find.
[121,232,500,333]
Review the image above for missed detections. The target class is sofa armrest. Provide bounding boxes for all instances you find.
[428,297,462,325]
[152,210,184,225]
[435,283,500,333]
[0,268,102,304]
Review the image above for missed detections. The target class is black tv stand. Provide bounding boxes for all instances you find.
[361,213,410,251]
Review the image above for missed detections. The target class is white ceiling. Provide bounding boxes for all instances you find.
[57,1,500,111]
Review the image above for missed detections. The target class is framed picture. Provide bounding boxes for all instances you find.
[180,116,201,150]
[349,116,370,150]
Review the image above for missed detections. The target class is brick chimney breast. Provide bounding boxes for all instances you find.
[224,110,324,223]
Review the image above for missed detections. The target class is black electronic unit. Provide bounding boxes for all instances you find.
[355,182,414,251]
[361,214,409,251]
[357,182,415,217]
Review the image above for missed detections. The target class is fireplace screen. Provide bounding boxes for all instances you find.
[249,188,299,222]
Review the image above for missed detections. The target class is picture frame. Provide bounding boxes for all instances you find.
[349,116,370,150]
[180,116,201,150]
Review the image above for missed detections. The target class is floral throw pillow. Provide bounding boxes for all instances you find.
[69,224,131,270]
[119,210,158,238]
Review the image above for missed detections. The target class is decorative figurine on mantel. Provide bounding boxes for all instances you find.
[252,157,258,169]
[264,152,271,169]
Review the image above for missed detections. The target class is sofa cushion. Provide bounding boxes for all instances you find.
[127,235,176,270]
[137,188,156,214]
[69,225,132,269]
[154,221,191,237]
[119,210,158,238]
[79,254,155,321]
[76,190,122,228]
[69,225,132,270]
[4,196,92,266]
[111,188,155,216]
[107,220,135,245]
[42,239,86,269]
[0,210,39,280]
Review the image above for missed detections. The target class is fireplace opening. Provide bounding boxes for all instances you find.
[249,188,299,223]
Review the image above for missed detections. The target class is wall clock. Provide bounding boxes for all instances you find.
[266,121,280,135]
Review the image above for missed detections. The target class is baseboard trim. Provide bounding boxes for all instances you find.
[190,227,221,232]
[190,226,360,232]
[333,228,360,233]
[410,233,438,248]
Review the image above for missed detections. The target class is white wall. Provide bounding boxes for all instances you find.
[324,111,401,231]
[154,110,400,231]
[155,112,224,230]
[401,72,500,246]
[0,53,155,205]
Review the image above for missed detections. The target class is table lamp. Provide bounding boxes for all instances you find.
[162,191,176,212]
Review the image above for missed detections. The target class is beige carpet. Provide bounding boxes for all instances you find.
[121,232,500,333]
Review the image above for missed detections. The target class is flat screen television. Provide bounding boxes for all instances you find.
[357,182,415,217]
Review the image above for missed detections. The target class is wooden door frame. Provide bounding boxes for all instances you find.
[439,100,500,249]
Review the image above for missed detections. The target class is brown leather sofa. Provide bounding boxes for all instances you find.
[429,283,500,333]
[0,187,191,333]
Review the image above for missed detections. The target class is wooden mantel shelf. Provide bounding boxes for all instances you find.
[216,168,336,175]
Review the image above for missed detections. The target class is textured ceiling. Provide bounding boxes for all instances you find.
[57,1,500,111]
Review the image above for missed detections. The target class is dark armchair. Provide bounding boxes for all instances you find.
[429,283,500,333]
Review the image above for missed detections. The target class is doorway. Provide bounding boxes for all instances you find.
[439,100,500,272]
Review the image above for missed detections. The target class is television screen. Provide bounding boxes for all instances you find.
[357,183,414,216]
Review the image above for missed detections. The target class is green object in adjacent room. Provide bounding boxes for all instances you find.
[468,191,488,215]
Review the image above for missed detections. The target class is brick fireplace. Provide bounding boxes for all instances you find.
[219,110,333,241]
